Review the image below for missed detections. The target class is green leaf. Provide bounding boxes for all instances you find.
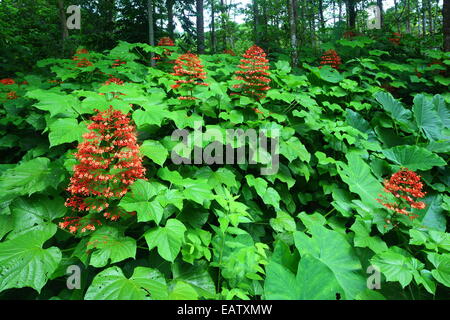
[144,219,187,262]
[413,94,443,140]
[0,158,64,201]
[26,89,80,117]
[87,226,136,268]
[48,118,87,147]
[371,248,423,288]
[181,178,214,205]
[9,196,66,237]
[0,225,61,293]
[293,222,366,299]
[350,218,388,254]
[141,140,168,166]
[168,281,199,300]
[374,92,412,125]
[337,152,383,209]
[382,145,446,170]
[270,211,296,233]
[280,137,310,163]
[428,253,450,287]
[132,107,169,127]
[119,179,166,224]
[84,266,169,300]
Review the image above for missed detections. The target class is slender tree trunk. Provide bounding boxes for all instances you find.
[148,0,155,66]
[252,0,261,46]
[166,0,175,38]
[426,0,433,34]
[220,0,226,49]
[57,0,69,55]
[406,0,411,33]
[210,0,216,53]
[444,0,450,51]
[319,0,325,29]
[377,0,384,28]
[196,0,205,54]
[338,0,342,23]
[333,0,336,25]
[422,0,426,36]
[262,0,268,47]
[347,0,356,29]
[288,0,298,67]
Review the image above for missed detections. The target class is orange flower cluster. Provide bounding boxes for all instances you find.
[158,37,175,47]
[112,59,126,68]
[153,37,176,64]
[343,30,357,39]
[73,48,93,68]
[61,107,146,233]
[1,78,15,85]
[104,77,124,86]
[320,50,342,70]
[377,168,427,220]
[233,45,271,100]
[388,32,401,45]
[6,91,18,100]
[223,49,236,56]
[171,52,208,100]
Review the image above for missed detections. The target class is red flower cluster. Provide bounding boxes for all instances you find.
[377,168,427,220]
[112,59,126,68]
[223,49,236,56]
[171,52,208,100]
[343,30,357,39]
[153,37,176,63]
[61,106,146,233]
[6,91,18,100]
[157,37,175,47]
[320,49,342,70]
[1,78,15,85]
[73,48,93,68]
[388,32,401,45]
[104,77,124,86]
[233,45,271,100]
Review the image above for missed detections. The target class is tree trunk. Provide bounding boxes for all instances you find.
[210,0,216,53]
[319,0,325,29]
[288,0,298,67]
[196,0,205,54]
[57,0,69,55]
[338,0,342,23]
[253,0,260,45]
[426,0,433,34]
[148,0,155,66]
[166,0,175,38]
[406,0,411,33]
[377,0,384,28]
[347,0,356,29]
[422,0,426,36]
[444,0,450,51]
[220,0,226,49]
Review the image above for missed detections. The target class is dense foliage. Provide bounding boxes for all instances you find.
[0,33,449,300]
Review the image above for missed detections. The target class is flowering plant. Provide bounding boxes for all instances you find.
[233,45,271,100]
[171,52,208,100]
[320,49,342,70]
[377,168,427,223]
[61,106,146,233]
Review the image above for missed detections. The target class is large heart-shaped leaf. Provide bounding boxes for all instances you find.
[0,225,61,293]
